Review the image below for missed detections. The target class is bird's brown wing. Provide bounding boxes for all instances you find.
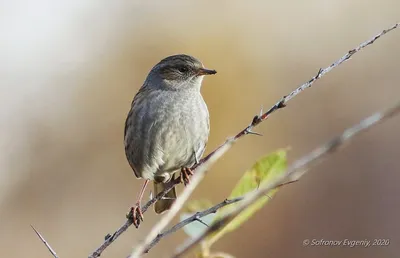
[124,87,149,178]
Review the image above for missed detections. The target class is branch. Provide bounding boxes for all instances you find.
[197,22,399,167]
[144,197,243,253]
[89,22,399,257]
[172,100,400,257]
[31,225,59,258]
[130,139,234,257]
[144,179,298,253]
[88,188,170,258]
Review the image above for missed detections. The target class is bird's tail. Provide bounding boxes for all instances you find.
[154,175,177,214]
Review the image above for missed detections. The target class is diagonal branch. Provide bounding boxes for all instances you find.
[89,22,399,258]
[88,188,170,258]
[196,22,399,168]
[144,179,298,253]
[144,197,243,253]
[172,100,400,258]
[130,139,234,257]
[31,225,59,258]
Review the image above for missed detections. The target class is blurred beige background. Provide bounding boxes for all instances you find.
[1,1,399,257]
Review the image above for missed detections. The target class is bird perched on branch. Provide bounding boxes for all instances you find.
[124,54,216,227]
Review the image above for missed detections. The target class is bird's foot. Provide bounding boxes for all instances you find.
[127,202,143,228]
[180,167,193,186]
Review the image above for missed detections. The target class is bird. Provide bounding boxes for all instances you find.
[124,54,216,227]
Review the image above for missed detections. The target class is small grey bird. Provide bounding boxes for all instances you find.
[124,54,216,227]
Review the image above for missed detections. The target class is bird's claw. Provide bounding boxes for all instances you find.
[180,167,193,186]
[129,203,143,228]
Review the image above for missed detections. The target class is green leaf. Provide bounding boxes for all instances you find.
[205,149,287,247]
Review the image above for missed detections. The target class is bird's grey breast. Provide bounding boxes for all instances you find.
[124,88,209,180]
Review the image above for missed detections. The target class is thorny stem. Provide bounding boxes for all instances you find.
[87,22,399,258]
[172,100,400,257]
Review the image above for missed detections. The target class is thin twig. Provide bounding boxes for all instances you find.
[89,22,399,258]
[130,139,234,257]
[31,225,59,258]
[88,188,170,258]
[144,197,243,253]
[144,179,298,253]
[172,100,400,257]
[196,22,399,168]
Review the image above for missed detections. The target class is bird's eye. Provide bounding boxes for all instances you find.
[178,66,188,73]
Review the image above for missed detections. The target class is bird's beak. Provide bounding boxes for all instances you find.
[197,68,217,76]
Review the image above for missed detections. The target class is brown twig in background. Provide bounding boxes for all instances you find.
[89,22,399,258]
[172,100,400,257]
[31,225,59,258]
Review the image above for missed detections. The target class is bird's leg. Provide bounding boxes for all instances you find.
[180,167,194,186]
[130,179,149,228]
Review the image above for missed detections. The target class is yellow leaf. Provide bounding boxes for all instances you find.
[205,149,287,247]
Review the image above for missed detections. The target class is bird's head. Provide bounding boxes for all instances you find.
[145,54,216,91]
